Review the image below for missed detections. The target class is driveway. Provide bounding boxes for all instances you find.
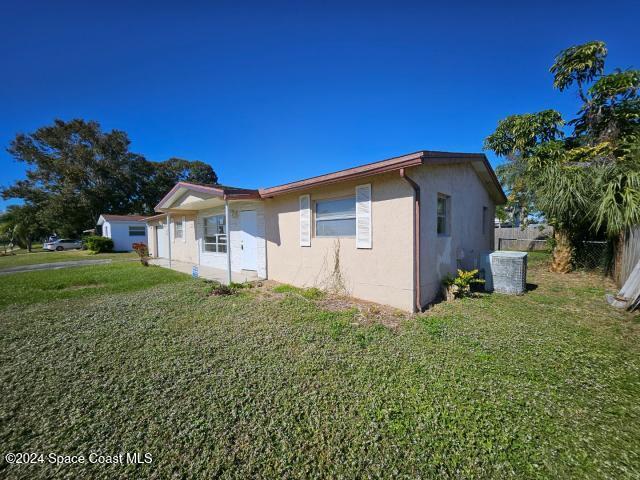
[0,259,113,275]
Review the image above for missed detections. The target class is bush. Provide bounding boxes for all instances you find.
[209,281,246,296]
[442,269,484,300]
[84,236,114,253]
[132,242,149,266]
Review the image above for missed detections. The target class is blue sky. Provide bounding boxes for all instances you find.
[1,0,638,210]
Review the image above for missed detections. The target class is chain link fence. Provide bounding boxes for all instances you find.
[573,241,609,272]
[498,238,609,273]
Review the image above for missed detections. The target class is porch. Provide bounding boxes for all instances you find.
[146,181,267,284]
[149,258,259,284]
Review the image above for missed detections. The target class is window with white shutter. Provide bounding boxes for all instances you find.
[299,194,311,247]
[356,184,372,249]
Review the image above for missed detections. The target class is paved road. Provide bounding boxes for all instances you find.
[0,259,113,275]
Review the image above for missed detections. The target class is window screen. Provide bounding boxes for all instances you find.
[437,194,450,236]
[315,197,356,237]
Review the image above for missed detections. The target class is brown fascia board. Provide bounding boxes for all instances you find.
[258,150,506,202]
[259,151,426,197]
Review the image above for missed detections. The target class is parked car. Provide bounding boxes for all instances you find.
[43,239,83,251]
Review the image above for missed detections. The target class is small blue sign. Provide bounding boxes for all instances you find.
[192,266,199,278]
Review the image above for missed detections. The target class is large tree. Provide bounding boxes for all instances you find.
[138,157,219,213]
[485,41,640,272]
[2,119,218,236]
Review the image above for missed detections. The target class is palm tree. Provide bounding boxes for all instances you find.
[485,41,640,273]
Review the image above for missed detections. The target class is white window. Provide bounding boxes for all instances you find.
[175,218,184,239]
[315,196,356,237]
[129,225,146,236]
[437,194,450,236]
[203,215,226,253]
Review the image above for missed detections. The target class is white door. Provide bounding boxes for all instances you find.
[240,210,258,271]
[156,224,168,258]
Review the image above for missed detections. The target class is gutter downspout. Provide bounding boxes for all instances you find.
[224,197,232,285]
[166,213,172,269]
[400,168,421,313]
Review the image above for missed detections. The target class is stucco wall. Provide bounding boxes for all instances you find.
[168,214,198,264]
[412,163,496,305]
[102,220,147,251]
[264,172,415,311]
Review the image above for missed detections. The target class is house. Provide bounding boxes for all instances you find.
[144,151,506,311]
[97,214,148,251]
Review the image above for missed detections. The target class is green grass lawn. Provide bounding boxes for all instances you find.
[0,262,189,308]
[0,258,638,479]
[0,249,137,270]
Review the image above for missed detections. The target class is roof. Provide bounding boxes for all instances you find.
[259,151,507,203]
[154,182,260,211]
[141,213,166,222]
[153,150,507,212]
[97,214,148,225]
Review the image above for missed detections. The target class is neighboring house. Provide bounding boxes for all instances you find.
[97,214,148,251]
[145,151,506,311]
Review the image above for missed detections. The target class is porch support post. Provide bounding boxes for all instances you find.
[224,198,232,285]
[166,213,172,269]
[196,214,201,267]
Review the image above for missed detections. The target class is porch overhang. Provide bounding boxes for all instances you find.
[154,182,260,213]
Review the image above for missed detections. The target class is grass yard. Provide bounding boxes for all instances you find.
[0,249,137,270]
[0,257,638,479]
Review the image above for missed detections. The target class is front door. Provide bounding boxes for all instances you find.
[156,224,168,258]
[239,210,258,271]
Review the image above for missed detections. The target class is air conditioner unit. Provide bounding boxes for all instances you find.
[480,251,528,295]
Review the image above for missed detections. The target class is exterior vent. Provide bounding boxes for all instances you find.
[481,251,528,295]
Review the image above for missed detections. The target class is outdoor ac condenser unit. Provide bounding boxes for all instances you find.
[479,251,528,295]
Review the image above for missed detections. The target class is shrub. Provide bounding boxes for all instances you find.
[209,281,246,296]
[442,269,485,300]
[84,236,114,253]
[132,242,149,266]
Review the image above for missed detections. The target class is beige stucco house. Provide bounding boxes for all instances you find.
[144,151,506,312]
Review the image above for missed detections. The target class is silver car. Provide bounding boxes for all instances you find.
[43,239,83,251]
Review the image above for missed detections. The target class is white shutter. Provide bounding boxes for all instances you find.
[299,194,311,247]
[356,184,372,249]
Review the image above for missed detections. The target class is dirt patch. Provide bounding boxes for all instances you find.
[251,280,411,329]
[317,295,410,329]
